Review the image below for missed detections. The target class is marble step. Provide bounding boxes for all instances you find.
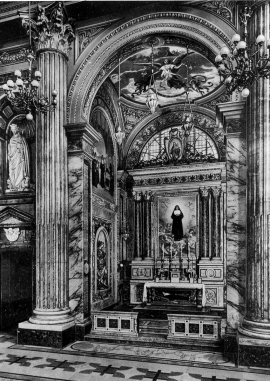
[85,333,222,352]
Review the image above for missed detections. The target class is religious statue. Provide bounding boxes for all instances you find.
[7,124,30,192]
[171,205,184,241]
[97,240,108,290]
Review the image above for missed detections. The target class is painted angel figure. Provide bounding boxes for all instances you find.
[157,53,193,89]
[133,50,194,95]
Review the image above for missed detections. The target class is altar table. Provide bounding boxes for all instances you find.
[142,281,206,307]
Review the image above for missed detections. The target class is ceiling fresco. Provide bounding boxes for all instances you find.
[110,45,220,107]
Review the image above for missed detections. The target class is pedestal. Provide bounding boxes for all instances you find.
[238,333,270,367]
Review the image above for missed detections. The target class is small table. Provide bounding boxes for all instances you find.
[142,281,206,307]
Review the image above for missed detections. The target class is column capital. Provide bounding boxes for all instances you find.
[19,2,75,57]
[212,186,222,198]
[133,191,142,201]
[143,190,153,201]
[200,186,210,198]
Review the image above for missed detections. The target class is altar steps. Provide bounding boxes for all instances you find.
[85,331,222,352]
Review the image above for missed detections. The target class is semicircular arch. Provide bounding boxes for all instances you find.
[68,7,236,124]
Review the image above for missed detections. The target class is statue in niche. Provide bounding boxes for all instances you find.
[7,124,30,192]
[97,240,108,290]
[171,205,184,241]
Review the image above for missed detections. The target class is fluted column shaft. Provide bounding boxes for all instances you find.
[200,187,210,259]
[240,1,270,338]
[30,49,73,324]
[133,192,142,260]
[143,191,152,258]
[212,187,221,259]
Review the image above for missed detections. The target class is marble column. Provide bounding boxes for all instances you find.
[143,191,153,259]
[18,3,76,348]
[133,191,142,261]
[200,187,210,260]
[212,187,221,260]
[237,1,270,367]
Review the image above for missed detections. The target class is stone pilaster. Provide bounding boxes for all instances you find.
[18,2,76,348]
[212,187,222,260]
[143,191,153,259]
[200,187,210,260]
[133,191,142,261]
[65,122,100,340]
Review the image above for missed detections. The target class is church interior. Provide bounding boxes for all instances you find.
[0,1,269,380]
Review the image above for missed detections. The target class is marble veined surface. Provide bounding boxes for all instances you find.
[226,136,247,330]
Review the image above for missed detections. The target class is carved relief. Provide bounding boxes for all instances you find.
[4,227,20,242]
[206,288,218,305]
[198,1,235,23]
[134,173,221,187]
[78,25,111,55]
[0,47,31,65]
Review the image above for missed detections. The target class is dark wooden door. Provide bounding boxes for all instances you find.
[1,250,33,329]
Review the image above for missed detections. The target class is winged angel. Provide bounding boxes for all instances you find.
[132,50,213,97]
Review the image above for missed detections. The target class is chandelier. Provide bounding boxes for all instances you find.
[2,52,57,120]
[215,4,270,97]
[2,4,57,120]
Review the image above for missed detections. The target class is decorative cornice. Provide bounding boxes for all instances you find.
[134,173,221,187]
[68,11,232,123]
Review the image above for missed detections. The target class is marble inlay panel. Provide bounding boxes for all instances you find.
[68,156,84,322]
[226,136,246,330]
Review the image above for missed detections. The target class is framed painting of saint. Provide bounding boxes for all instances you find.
[158,194,197,258]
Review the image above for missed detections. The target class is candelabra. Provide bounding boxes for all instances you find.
[2,52,57,120]
[215,4,270,97]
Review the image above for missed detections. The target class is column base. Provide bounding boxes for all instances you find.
[239,318,270,339]
[18,320,75,348]
[29,308,74,325]
[75,319,92,341]
[237,332,270,368]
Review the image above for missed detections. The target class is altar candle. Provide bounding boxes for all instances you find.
[170,243,173,258]
[162,243,164,259]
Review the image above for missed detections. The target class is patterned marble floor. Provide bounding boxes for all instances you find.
[0,332,268,381]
